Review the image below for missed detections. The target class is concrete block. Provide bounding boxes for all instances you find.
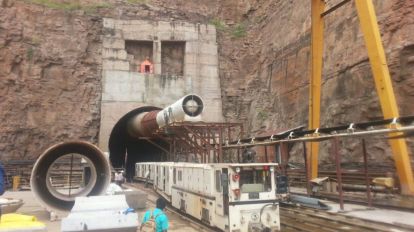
[183,24,198,32]
[153,63,162,75]
[170,32,186,41]
[103,59,130,71]
[199,65,218,78]
[157,21,173,32]
[184,53,197,64]
[122,23,153,32]
[113,19,127,30]
[129,20,151,26]
[102,71,146,101]
[205,24,217,34]
[202,99,224,122]
[71,195,129,212]
[184,31,199,40]
[199,34,217,43]
[138,74,186,105]
[103,18,115,29]
[61,195,138,232]
[157,31,175,41]
[102,48,128,60]
[198,24,216,36]
[103,28,123,39]
[123,30,154,41]
[115,190,147,209]
[103,38,125,49]
[184,64,197,77]
[185,42,199,53]
[199,43,218,56]
[199,54,218,65]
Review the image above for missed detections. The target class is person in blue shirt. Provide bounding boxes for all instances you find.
[0,163,5,196]
[141,197,169,232]
[0,163,5,218]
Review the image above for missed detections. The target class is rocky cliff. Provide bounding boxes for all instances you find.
[217,0,414,165]
[0,0,413,166]
[0,0,214,160]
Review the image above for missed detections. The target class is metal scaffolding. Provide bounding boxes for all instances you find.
[308,0,414,195]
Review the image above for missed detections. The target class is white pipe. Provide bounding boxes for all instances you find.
[156,94,204,128]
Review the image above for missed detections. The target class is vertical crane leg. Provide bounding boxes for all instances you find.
[308,0,325,180]
[354,0,414,195]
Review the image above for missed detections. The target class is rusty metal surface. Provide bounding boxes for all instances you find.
[140,110,160,137]
[154,122,243,163]
[362,139,373,207]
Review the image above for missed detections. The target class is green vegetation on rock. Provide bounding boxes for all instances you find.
[209,18,226,32]
[209,18,247,39]
[257,110,268,121]
[231,23,246,38]
[25,0,111,12]
[126,0,150,4]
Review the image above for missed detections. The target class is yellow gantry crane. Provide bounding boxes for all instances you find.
[308,0,414,195]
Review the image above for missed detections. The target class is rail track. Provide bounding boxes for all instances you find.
[287,168,396,186]
[287,167,414,211]
[280,205,413,232]
[130,182,413,232]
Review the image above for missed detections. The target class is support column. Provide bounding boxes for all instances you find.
[153,40,162,75]
[308,0,326,180]
[355,0,414,195]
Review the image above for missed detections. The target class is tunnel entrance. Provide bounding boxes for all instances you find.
[108,106,168,180]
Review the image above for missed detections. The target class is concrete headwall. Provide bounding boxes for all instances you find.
[99,19,223,151]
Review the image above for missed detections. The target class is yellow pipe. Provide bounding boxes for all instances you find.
[308,0,325,180]
[354,0,414,195]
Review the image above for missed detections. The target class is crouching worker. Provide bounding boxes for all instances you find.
[140,198,169,232]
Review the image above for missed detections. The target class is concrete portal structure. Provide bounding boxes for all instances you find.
[99,19,223,151]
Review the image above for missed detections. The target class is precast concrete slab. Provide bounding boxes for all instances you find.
[61,195,138,232]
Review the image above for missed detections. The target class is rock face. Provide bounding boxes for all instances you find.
[0,0,217,161]
[0,1,103,160]
[0,0,413,166]
[217,0,414,165]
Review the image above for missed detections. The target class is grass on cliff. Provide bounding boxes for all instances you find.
[127,0,150,4]
[231,23,247,38]
[26,0,112,12]
[257,110,268,121]
[209,18,247,39]
[209,18,226,31]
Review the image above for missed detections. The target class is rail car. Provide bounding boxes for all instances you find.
[135,162,282,232]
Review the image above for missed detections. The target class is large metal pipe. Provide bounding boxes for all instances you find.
[31,141,111,212]
[128,94,204,137]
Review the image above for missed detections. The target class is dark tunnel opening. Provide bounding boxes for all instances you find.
[108,106,168,180]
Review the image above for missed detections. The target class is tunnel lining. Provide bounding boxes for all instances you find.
[108,106,167,179]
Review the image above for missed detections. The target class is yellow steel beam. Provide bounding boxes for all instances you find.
[308,0,325,180]
[354,0,414,195]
